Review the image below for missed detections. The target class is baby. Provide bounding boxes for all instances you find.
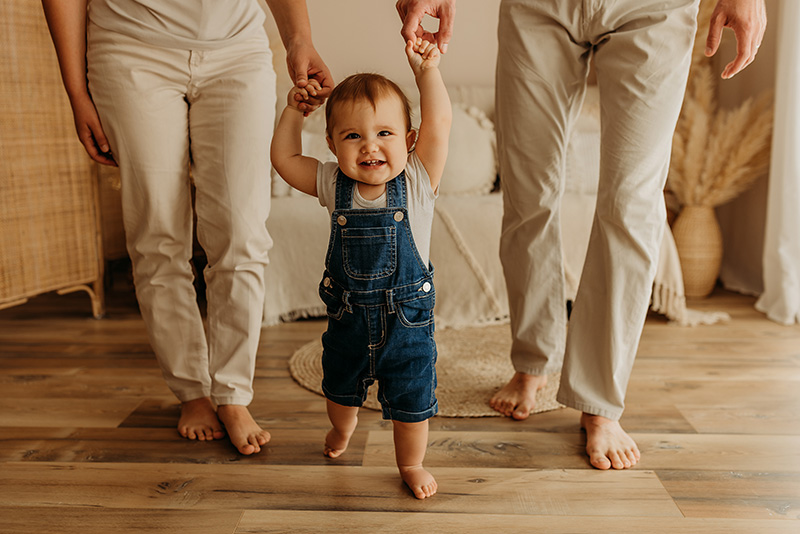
[270,39,451,499]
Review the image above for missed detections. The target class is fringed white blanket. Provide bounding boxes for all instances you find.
[651,225,730,326]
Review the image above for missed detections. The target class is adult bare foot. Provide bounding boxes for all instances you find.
[178,397,224,441]
[581,412,640,470]
[489,371,548,420]
[324,426,354,459]
[399,465,438,499]
[217,404,270,455]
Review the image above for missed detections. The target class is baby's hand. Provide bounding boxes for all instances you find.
[288,79,323,116]
[406,38,441,76]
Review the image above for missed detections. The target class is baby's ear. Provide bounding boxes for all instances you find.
[326,135,337,156]
[406,129,417,151]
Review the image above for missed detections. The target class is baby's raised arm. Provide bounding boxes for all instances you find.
[270,81,323,197]
[406,38,451,192]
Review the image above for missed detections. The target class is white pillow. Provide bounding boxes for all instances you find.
[437,104,497,196]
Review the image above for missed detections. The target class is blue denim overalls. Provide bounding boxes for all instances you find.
[318,170,438,423]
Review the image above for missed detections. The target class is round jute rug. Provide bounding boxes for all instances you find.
[288,323,563,417]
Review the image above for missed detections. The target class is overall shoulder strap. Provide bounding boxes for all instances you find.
[334,169,354,209]
[385,171,407,209]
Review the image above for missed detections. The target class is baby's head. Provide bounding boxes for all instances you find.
[324,73,416,187]
[325,73,412,138]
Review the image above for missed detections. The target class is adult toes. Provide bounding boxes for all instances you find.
[589,451,612,470]
[239,443,257,455]
[608,451,627,469]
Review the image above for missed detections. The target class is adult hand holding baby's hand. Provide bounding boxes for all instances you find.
[288,79,323,116]
[397,0,455,54]
[406,38,441,76]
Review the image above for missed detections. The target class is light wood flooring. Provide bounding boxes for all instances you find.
[0,278,799,533]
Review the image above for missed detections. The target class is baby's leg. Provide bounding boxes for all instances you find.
[324,399,359,458]
[393,420,437,499]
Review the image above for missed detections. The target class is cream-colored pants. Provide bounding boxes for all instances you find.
[496,0,697,419]
[87,24,276,406]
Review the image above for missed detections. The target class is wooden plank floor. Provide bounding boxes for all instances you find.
[0,277,799,533]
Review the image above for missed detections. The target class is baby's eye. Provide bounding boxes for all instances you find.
[345,133,361,140]
[378,130,393,137]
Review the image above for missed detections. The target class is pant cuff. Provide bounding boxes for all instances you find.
[213,394,254,407]
[511,363,562,377]
[556,392,623,421]
[383,400,438,423]
[322,385,365,408]
[174,388,212,404]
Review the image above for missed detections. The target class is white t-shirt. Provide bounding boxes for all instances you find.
[316,152,437,266]
[88,0,266,50]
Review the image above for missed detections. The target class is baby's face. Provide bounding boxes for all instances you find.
[326,95,414,190]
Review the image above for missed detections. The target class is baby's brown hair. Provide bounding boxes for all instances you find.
[325,73,412,138]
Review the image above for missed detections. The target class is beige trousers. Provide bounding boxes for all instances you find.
[496,0,697,419]
[87,24,276,406]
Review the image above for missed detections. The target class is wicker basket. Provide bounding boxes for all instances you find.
[671,205,723,298]
[0,2,105,317]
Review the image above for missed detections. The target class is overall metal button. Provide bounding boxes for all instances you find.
[393,211,404,222]
[337,215,347,226]
[323,277,332,288]
[422,281,431,292]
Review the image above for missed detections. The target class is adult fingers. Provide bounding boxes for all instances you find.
[705,10,724,57]
[721,25,752,78]
[81,129,116,166]
[287,52,311,88]
[79,119,116,167]
[434,2,455,53]
[398,1,425,44]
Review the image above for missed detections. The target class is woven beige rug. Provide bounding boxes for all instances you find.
[288,323,563,417]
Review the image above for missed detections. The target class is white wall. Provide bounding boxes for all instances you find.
[264,0,500,92]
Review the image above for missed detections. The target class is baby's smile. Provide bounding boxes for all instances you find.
[360,159,386,167]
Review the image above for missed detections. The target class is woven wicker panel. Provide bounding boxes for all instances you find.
[0,2,100,303]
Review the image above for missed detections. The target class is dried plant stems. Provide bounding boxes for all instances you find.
[668,60,773,207]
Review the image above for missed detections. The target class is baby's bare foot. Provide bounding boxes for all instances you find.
[324,427,354,459]
[178,397,224,441]
[399,465,437,499]
[217,404,270,455]
[581,413,640,470]
[489,371,548,420]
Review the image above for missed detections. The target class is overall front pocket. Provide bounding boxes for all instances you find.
[397,291,436,328]
[341,226,397,280]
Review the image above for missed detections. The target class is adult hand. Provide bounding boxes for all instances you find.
[70,93,117,167]
[705,0,767,79]
[285,41,334,112]
[396,0,456,54]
